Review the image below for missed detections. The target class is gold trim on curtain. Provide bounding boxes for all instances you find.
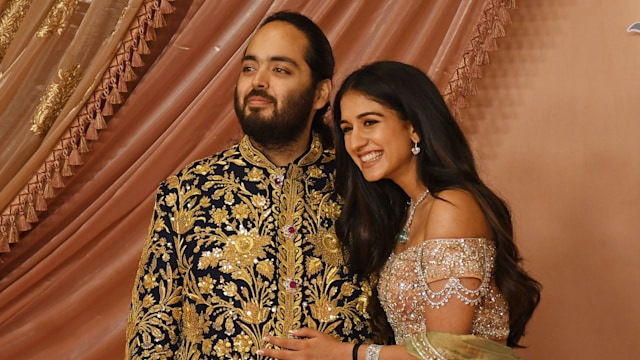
[0,0,34,63]
[0,1,528,358]
[443,0,516,119]
[0,0,181,252]
[36,0,79,39]
[0,0,516,253]
[31,63,83,135]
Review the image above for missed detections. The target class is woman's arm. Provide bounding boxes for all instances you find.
[420,189,490,334]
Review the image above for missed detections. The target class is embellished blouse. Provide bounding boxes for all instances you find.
[378,238,510,345]
[125,134,373,359]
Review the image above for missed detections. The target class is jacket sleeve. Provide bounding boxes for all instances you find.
[125,176,184,359]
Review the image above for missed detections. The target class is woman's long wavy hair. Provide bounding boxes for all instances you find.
[332,61,541,347]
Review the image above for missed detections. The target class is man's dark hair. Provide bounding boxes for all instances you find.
[261,11,335,147]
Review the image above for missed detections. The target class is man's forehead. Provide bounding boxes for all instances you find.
[243,55,300,69]
[244,21,308,61]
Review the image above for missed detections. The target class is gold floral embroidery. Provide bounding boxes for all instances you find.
[310,231,343,267]
[126,134,374,359]
[233,333,254,356]
[36,0,79,38]
[182,302,203,343]
[247,167,264,182]
[194,163,211,175]
[0,0,33,62]
[31,64,83,135]
[214,339,232,357]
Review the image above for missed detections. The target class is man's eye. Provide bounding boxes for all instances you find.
[242,66,255,72]
[274,67,290,74]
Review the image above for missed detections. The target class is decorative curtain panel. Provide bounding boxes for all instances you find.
[0,0,514,358]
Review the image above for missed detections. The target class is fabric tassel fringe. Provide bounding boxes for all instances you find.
[0,0,184,253]
[443,0,516,120]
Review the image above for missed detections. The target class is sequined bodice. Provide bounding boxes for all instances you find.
[378,238,510,344]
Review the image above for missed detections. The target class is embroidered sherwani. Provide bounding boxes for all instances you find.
[125,134,373,360]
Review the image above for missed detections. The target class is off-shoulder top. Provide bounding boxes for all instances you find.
[377,238,510,345]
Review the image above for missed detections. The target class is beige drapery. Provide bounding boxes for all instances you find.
[0,1,514,358]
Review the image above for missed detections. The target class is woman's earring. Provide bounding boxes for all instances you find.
[411,141,421,155]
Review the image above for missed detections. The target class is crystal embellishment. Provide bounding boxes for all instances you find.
[397,226,409,244]
[283,224,296,239]
[271,174,284,188]
[397,188,430,244]
[284,278,298,293]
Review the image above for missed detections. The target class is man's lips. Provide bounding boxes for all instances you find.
[246,89,275,104]
[246,96,273,107]
[248,95,269,102]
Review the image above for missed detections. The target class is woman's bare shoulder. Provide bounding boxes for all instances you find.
[424,189,491,239]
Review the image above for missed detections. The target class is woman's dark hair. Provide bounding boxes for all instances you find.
[332,61,541,347]
[261,11,334,147]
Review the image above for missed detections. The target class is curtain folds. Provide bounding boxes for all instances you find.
[0,1,515,358]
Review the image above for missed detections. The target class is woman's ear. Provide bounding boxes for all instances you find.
[313,79,332,110]
[409,126,421,144]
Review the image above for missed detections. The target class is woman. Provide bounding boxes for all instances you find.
[259,61,541,359]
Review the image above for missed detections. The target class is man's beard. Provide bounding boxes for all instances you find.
[234,85,315,149]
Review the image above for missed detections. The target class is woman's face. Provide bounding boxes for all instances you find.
[338,90,420,185]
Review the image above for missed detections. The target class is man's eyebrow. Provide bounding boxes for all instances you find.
[270,56,300,68]
[241,55,300,69]
[242,55,257,62]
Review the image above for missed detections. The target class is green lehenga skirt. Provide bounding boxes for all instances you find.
[405,332,520,360]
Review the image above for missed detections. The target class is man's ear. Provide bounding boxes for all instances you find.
[313,79,332,110]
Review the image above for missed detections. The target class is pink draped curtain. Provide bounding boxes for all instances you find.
[0,1,513,358]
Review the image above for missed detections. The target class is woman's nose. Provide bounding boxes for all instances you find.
[348,127,367,150]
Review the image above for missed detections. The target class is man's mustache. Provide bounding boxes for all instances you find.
[245,89,276,104]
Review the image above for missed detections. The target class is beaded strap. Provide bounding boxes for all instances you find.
[416,242,491,309]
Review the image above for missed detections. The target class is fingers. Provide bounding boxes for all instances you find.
[290,327,321,339]
[265,335,303,350]
[259,335,305,359]
[259,329,346,359]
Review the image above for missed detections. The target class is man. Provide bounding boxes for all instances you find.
[125,11,375,359]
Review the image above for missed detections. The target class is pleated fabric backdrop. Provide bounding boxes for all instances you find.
[0,1,514,358]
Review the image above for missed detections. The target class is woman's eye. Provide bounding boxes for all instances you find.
[363,119,378,126]
[340,126,352,133]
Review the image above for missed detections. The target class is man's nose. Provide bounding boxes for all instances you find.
[251,69,269,89]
